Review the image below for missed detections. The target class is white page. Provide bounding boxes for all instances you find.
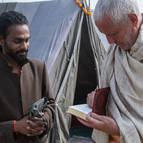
[70,104,92,114]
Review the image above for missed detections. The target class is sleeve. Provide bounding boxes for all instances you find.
[41,62,55,132]
[0,121,17,143]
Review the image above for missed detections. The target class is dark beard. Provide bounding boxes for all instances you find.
[4,41,29,66]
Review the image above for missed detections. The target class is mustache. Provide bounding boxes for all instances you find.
[16,49,28,54]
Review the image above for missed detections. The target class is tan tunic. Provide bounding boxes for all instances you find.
[0,53,55,143]
[92,24,143,143]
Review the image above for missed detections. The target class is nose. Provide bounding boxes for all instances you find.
[21,41,29,50]
[106,35,115,44]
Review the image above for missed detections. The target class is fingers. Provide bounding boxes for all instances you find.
[26,118,46,130]
[30,116,44,122]
[26,127,44,136]
[87,91,95,107]
[86,113,102,123]
[26,126,44,136]
[17,116,46,136]
[88,112,105,121]
[77,117,93,128]
[78,112,120,135]
[30,117,47,125]
[86,113,104,130]
[26,119,46,136]
[86,113,119,134]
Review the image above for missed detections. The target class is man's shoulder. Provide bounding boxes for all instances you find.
[26,58,45,70]
[28,58,44,65]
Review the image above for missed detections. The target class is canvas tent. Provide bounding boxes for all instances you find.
[0,0,106,142]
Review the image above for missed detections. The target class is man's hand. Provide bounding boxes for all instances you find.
[87,91,95,108]
[77,112,120,136]
[16,116,47,136]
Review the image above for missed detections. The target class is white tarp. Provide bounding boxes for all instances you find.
[0,1,106,142]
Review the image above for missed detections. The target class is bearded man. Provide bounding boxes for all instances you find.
[0,11,55,143]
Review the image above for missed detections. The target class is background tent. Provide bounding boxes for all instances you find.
[0,0,106,142]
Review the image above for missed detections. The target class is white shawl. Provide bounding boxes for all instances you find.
[92,24,143,143]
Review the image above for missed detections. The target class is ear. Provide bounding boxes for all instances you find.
[128,13,138,26]
[0,36,5,47]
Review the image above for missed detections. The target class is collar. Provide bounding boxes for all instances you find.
[129,24,143,61]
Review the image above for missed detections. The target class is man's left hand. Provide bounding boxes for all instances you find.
[77,112,120,136]
[26,116,47,136]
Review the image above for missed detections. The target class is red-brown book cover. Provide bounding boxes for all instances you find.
[92,87,110,115]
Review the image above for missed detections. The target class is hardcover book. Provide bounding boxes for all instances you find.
[67,87,110,120]
[92,87,110,115]
[67,104,92,120]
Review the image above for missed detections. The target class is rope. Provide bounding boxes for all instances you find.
[75,0,92,16]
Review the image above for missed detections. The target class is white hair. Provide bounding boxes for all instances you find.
[93,0,142,24]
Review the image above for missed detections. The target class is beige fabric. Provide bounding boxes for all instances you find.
[92,24,143,143]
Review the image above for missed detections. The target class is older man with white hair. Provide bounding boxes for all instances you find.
[78,0,143,143]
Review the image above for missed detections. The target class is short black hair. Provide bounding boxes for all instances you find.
[0,11,28,39]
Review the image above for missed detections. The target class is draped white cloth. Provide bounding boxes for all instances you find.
[92,24,143,143]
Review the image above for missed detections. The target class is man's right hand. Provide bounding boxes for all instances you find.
[87,91,95,108]
[16,116,46,136]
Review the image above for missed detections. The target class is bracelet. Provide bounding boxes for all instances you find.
[13,120,17,133]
